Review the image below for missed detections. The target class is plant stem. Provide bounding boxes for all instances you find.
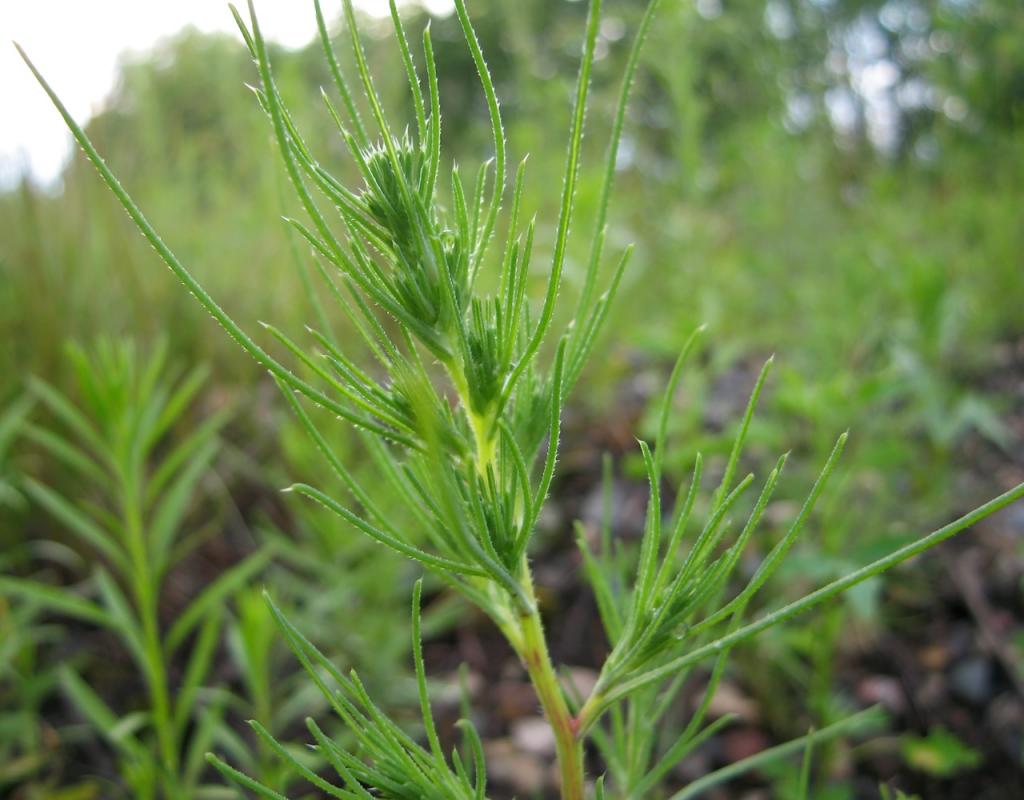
[122,473,178,794]
[516,575,585,800]
[453,332,581,794]
[448,358,496,476]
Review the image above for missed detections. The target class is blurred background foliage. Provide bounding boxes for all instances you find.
[1,0,1022,797]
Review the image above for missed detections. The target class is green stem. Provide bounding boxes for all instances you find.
[515,577,585,800]
[122,474,178,793]
[447,356,497,476]
[447,282,576,792]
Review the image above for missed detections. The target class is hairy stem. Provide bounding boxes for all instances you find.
[515,573,584,800]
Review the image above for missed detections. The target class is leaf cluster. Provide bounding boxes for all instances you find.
[210,581,487,800]
[0,340,270,798]
[210,0,634,631]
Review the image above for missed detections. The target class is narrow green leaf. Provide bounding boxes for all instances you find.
[654,326,704,476]
[668,708,884,800]
[519,338,567,560]
[388,0,427,147]
[27,377,109,464]
[93,569,147,671]
[276,379,399,535]
[146,411,226,506]
[22,478,128,572]
[174,609,222,740]
[60,666,144,758]
[290,482,486,578]
[306,718,374,798]
[576,522,623,643]
[499,0,603,409]
[259,321,413,434]
[564,244,633,393]
[412,580,446,771]
[183,703,227,787]
[797,726,815,800]
[423,24,441,200]
[206,753,289,799]
[0,576,111,628]
[149,438,218,576]
[712,356,773,512]
[166,546,273,654]
[575,0,665,327]
[721,433,848,616]
[313,0,368,146]
[22,424,111,491]
[652,453,703,597]
[634,714,735,797]
[452,0,505,274]
[248,719,348,798]
[633,439,663,616]
[145,364,210,452]
[454,718,487,800]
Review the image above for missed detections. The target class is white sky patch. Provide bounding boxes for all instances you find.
[1,0,453,187]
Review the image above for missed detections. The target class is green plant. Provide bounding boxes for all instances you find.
[0,588,63,791]
[217,585,327,795]
[0,395,32,514]
[901,726,982,779]
[16,1,1024,798]
[0,340,270,799]
[880,785,922,800]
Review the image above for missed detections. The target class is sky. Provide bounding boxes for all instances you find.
[1,0,453,187]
